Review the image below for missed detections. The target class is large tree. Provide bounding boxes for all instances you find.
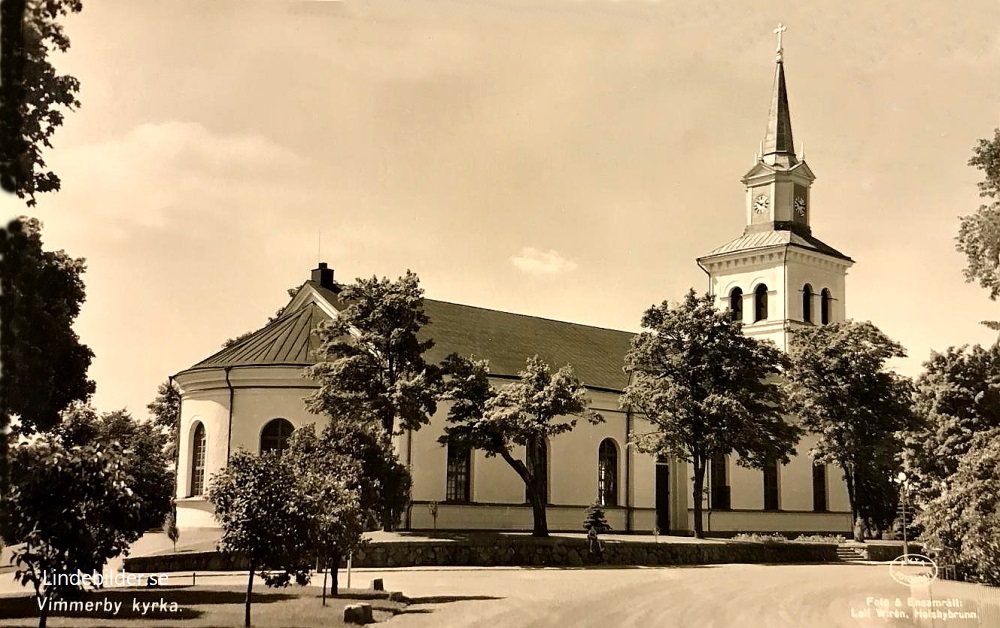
[622,290,799,538]
[53,402,173,531]
[208,451,315,628]
[785,321,915,539]
[305,271,438,436]
[147,379,181,461]
[0,217,94,495]
[916,429,1000,586]
[1,434,145,628]
[304,271,438,527]
[900,344,1000,504]
[1,0,83,204]
[956,128,1000,301]
[441,354,601,537]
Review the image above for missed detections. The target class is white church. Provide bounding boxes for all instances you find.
[173,41,854,536]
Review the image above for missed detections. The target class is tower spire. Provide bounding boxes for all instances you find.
[762,23,796,168]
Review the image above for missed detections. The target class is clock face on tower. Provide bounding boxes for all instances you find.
[753,194,770,214]
[794,196,807,216]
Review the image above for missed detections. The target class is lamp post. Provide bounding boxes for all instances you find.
[895,472,910,557]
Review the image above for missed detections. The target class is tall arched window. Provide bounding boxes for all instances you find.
[754,284,768,322]
[446,439,471,502]
[709,453,730,510]
[763,458,780,511]
[729,288,743,323]
[190,422,207,497]
[820,289,831,325]
[260,418,294,456]
[812,462,828,512]
[597,439,619,506]
[802,284,814,322]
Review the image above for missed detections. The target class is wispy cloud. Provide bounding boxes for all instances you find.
[509,247,578,275]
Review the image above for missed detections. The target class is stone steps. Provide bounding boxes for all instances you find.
[835,546,866,562]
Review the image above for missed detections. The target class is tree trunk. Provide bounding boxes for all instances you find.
[329,550,341,597]
[321,560,328,607]
[691,460,706,539]
[245,558,256,628]
[37,597,47,628]
[526,437,549,537]
[842,466,862,541]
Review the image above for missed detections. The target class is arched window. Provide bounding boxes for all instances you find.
[709,453,730,510]
[802,284,813,323]
[763,458,780,511]
[812,462,828,512]
[597,439,619,507]
[820,289,831,325]
[754,284,768,322]
[260,418,294,456]
[446,439,471,502]
[729,288,743,323]
[190,422,207,497]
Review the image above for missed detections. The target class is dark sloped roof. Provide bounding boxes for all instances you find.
[184,281,634,391]
[701,229,852,262]
[189,302,330,369]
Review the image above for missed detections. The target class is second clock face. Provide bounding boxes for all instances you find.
[754,195,770,214]
[794,196,807,216]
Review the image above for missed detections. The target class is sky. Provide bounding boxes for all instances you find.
[3,0,1000,419]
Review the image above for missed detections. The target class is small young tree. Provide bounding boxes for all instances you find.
[582,503,611,534]
[441,354,601,537]
[622,290,799,539]
[304,271,438,528]
[785,321,915,539]
[283,425,368,601]
[208,451,315,628]
[164,504,180,553]
[1,435,144,628]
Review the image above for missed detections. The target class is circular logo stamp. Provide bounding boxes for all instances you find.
[889,554,938,586]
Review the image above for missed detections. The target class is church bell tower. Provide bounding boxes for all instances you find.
[696,25,854,351]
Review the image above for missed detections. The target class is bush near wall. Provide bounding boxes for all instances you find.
[125,537,836,572]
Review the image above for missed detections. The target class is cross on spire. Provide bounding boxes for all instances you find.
[774,23,787,61]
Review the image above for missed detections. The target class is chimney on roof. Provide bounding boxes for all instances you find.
[311,262,335,289]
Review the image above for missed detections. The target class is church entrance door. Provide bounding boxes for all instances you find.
[655,461,670,533]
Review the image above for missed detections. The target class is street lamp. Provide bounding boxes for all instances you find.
[895,472,910,557]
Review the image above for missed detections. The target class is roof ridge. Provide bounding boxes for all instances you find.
[424,297,635,336]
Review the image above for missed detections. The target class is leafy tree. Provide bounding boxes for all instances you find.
[582,502,611,534]
[1,0,83,205]
[786,321,915,539]
[283,425,367,602]
[900,344,1000,504]
[54,402,173,531]
[147,379,181,461]
[1,434,144,628]
[316,421,411,533]
[622,290,799,539]
[956,128,1000,301]
[0,217,94,437]
[305,271,438,436]
[916,429,1000,586]
[305,271,438,527]
[208,451,314,628]
[441,354,601,537]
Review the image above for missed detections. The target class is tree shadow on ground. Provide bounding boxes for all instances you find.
[0,586,294,620]
[405,595,502,604]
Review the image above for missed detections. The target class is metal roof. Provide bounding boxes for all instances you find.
[701,229,853,262]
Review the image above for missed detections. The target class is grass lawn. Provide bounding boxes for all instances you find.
[0,585,406,627]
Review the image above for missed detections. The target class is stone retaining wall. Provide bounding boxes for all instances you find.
[124,538,836,573]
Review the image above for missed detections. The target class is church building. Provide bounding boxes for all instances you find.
[173,38,854,536]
